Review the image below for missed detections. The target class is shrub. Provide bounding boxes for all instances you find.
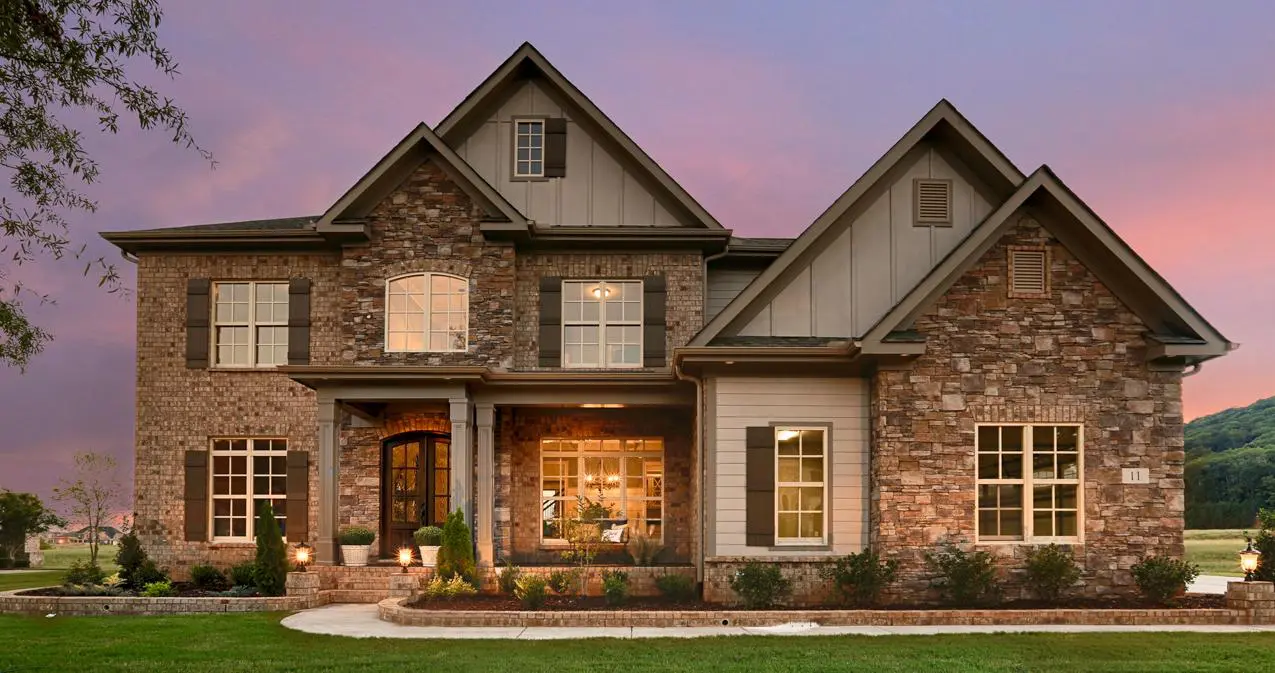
[1131,556,1200,605]
[729,562,791,609]
[626,532,663,566]
[496,560,522,596]
[189,564,228,591]
[253,502,289,597]
[102,573,123,589]
[64,559,106,586]
[142,580,176,597]
[115,530,149,590]
[134,559,168,588]
[57,584,123,597]
[421,575,478,601]
[229,562,258,588]
[547,568,580,595]
[1253,509,1275,582]
[515,575,549,610]
[217,585,259,598]
[655,573,696,602]
[338,525,375,546]
[601,569,629,606]
[821,549,898,607]
[413,525,444,547]
[1024,544,1082,603]
[436,509,475,583]
[924,542,999,606]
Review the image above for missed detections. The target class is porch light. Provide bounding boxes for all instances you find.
[293,542,313,571]
[1240,537,1261,581]
[398,547,414,573]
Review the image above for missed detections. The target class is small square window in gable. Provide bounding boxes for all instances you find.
[914,178,953,225]
[1008,246,1050,298]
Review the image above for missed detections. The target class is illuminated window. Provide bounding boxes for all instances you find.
[540,438,663,542]
[562,280,642,368]
[775,428,826,544]
[385,273,468,352]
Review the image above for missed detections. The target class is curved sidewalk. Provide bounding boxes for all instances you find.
[281,603,1275,640]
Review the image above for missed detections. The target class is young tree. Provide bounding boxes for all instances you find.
[52,451,123,565]
[253,502,288,597]
[0,490,65,564]
[0,0,212,369]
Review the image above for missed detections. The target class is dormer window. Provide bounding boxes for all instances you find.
[514,120,545,177]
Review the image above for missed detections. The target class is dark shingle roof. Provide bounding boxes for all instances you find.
[708,335,849,347]
[729,237,793,251]
[128,215,319,234]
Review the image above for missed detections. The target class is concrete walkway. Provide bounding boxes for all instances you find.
[280,604,1275,640]
[1190,575,1238,594]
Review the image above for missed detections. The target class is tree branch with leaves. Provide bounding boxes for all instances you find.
[0,0,211,369]
[53,450,123,565]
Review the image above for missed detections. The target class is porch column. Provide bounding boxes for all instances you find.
[449,397,473,526]
[475,403,495,567]
[316,393,340,565]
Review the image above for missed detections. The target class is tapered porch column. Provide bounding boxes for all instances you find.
[316,393,341,564]
[449,397,473,526]
[475,403,495,567]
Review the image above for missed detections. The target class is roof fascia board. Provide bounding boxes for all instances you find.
[99,229,333,254]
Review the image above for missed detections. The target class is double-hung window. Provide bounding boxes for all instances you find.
[212,282,289,367]
[514,120,545,177]
[540,438,664,543]
[385,273,468,352]
[210,438,288,541]
[562,280,642,368]
[976,424,1082,542]
[775,427,827,544]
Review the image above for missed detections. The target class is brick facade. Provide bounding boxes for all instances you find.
[871,214,1185,601]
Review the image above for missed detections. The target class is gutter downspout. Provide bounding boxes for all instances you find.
[672,352,706,588]
[1181,363,1203,378]
[121,250,139,264]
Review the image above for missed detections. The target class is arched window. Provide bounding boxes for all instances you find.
[385,273,468,352]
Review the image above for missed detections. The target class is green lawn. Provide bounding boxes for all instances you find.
[0,613,1273,672]
[41,543,118,572]
[0,570,64,592]
[1185,529,1247,577]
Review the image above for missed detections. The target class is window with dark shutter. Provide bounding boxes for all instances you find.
[186,279,211,369]
[538,277,563,367]
[288,278,311,365]
[745,426,776,547]
[642,276,666,367]
[544,117,567,178]
[286,451,310,542]
[184,450,209,542]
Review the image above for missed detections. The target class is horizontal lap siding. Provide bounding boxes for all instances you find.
[710,377,869,557]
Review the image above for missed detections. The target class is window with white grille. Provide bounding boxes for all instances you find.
[914,178,953,225]
[1009,248,1048,295]
[212,282,289,367]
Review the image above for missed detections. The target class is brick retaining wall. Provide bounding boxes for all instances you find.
[0,591,324,616]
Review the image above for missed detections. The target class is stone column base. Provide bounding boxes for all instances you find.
[388,573,420,599]
[285,571,321,607]
[1226,580,1275,623]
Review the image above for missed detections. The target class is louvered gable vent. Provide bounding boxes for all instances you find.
[914,178,952,225]
[1010,248,1047,295]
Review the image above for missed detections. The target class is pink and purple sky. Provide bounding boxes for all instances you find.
[2,1,1273,502]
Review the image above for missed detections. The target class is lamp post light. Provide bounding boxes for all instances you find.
[293,541,314,572]
[1240,537,1261,581]
[397,547,414,574]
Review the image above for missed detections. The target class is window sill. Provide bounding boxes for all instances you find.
[207,367,283,373]
[510,175,551,183]
[975,539,1083,546]
[207,541,257,548]
[768,544,831,552]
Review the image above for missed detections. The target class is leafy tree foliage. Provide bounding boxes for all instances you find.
[52,451,122,565]
[253,502,288,597]
[1185,396,1275,528]
[0,0,209,369]
[0,490,65,563]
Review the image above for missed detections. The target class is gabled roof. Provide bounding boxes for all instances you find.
[689,100,1025,346]
[859,166,1234,363]
[435,42,724,231]
[316,123,526,233]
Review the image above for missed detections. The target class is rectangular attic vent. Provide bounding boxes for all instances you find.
[1009,248,1048,295]
[914,178,952,225]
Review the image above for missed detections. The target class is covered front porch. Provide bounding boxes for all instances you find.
[285,367,698,570]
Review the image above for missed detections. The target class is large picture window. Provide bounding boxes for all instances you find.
[385,273,468,353]
[210,438,288,540]
[540,438,664,542]
[562,280,642,368]
[212,282,289,367]
[775,427,826,544]
[976,424,1082,542]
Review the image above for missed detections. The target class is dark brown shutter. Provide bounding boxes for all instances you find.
[287,278,311,365]
[286,451,310,542]
[538,276,562,367]
[643,276,667,367]
[745,426,775,547]
[183,450,209,542]
[544,117,567,178]
[185,279,211,369]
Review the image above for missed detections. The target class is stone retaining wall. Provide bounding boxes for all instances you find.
[0,591,324,616]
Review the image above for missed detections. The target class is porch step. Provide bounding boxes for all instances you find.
[324,589,388,604]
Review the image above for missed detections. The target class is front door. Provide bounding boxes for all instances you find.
[381,433,450,555]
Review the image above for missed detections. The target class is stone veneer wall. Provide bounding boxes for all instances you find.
[871,214,1185,601]
[340,160,516,368]
[512,252,703,369]
[496,408,695,564]
[132,253,341,577]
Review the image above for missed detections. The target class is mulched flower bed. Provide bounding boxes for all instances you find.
[403,593,1225,611]
[18,583,261,599]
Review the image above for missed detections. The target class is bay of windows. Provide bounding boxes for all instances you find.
[540,438,664,542]
[562,280,642,368]
[212,282,289,367]
[976,424,1082,542]
[211,438,288,540]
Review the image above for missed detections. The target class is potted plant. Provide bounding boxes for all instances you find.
[413,525,444,567]
[338,526,375,567]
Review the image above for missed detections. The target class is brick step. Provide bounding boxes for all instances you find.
[323,589,388,604]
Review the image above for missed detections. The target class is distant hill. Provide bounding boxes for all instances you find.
[1186,396,1275,529]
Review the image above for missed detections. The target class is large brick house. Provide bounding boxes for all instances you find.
[104,43,1233,602]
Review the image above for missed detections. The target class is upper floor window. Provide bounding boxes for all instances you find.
[213,282,288,367]
[386,273,468,352]
[976,424,1082,543]
[562,280,642,368]
[211,438,288,541]
[514,119,544,177]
